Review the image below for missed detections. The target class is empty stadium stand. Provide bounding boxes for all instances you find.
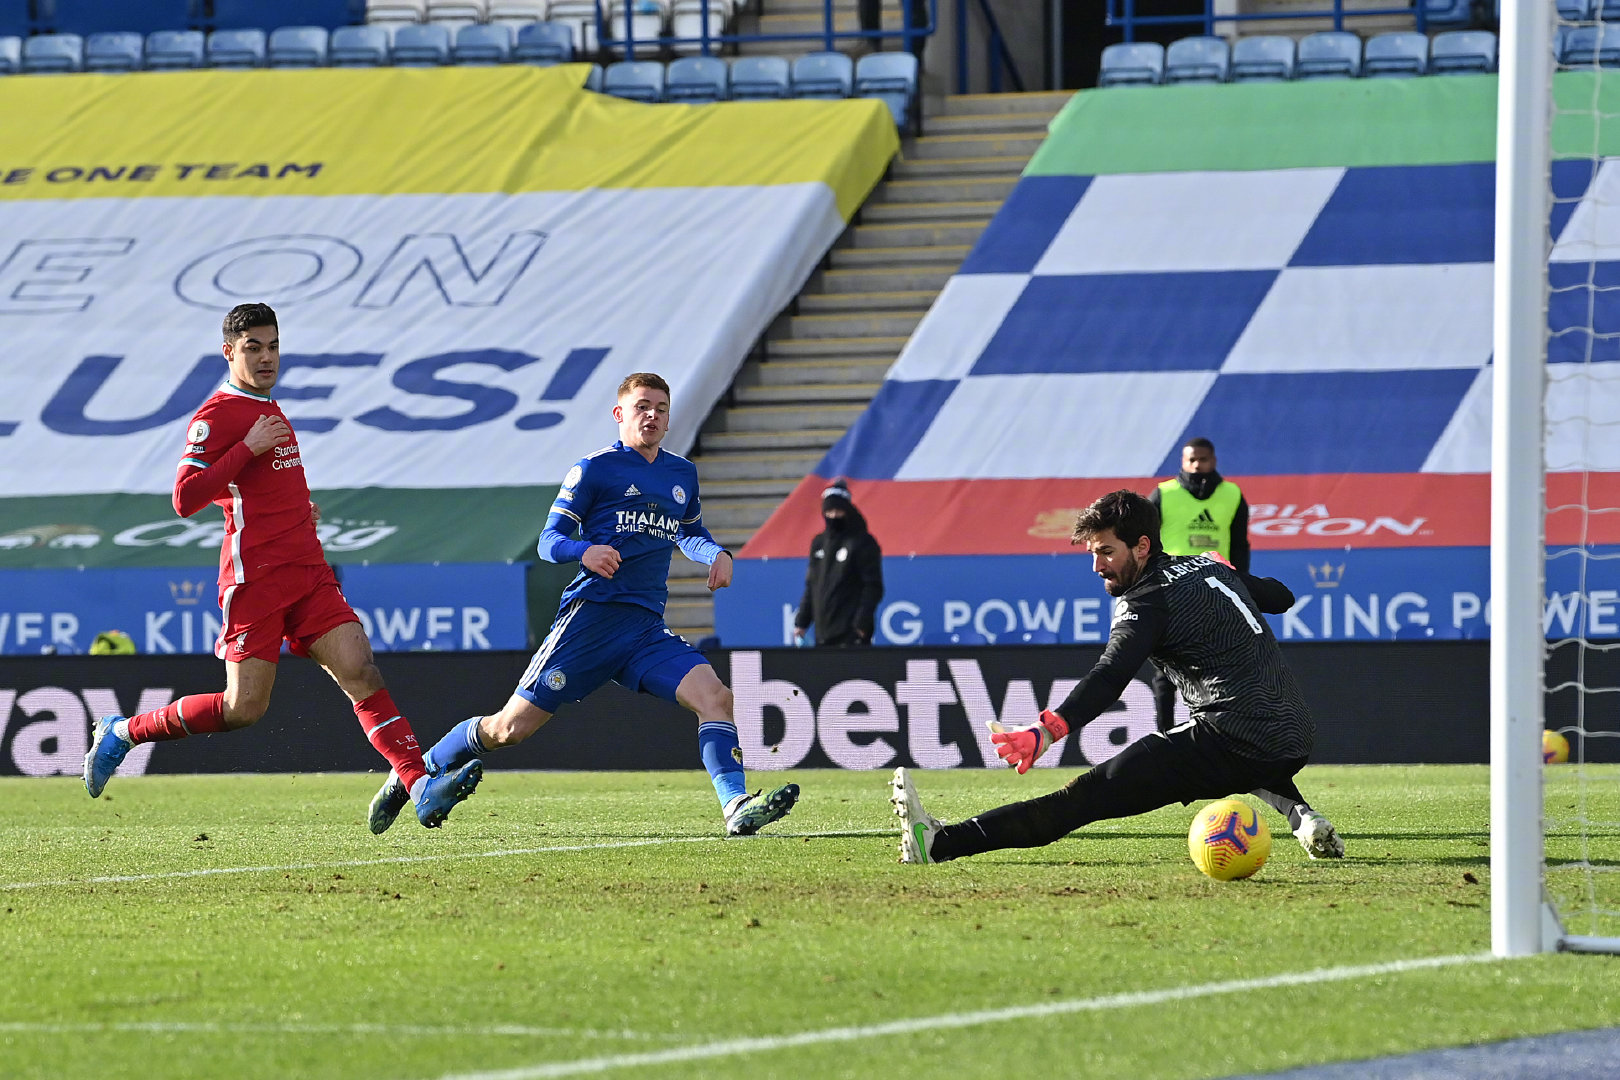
[667,90,1074,640]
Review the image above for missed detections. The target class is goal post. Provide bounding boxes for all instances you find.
[1491,0,1554,958]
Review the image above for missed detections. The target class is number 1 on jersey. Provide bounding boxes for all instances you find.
[1205,576,1263,634]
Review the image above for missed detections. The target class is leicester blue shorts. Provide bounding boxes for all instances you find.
[515,599,709,713]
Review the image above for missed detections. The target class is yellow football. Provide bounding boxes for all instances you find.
[1189,798,1271,881]
[1544,729,1570,765]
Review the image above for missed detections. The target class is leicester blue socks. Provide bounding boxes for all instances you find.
[426,716,489,775]
[697,720,747,808]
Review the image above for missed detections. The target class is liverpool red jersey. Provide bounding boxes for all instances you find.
[173,381,326,589]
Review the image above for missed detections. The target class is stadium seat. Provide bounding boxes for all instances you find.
[426,0,484,32]
[207,27,266,67]
[391,22,450,63]
[1295,31,1361,78]
[1098,41,1164,86]
[607,0,669,50]
[603,58,664,100]
[584,61,603,90]
[1363,31,1428,76]
[547,0,599,52]
[1229,35,1294,81]
[513,20,572,62]
[669,0,726,53]
[1422,0,1472,27]
[144,28,205,68]
[855,51,918,128]
[452,22,512,62]
[366,0,426,24]
[1164,35,1229,83]
[487,0,547,23]
[268,25,329,66]
[49,0,196,35]
[665,54,728,101]
[84,30,144,71]
[330,23,390,63]
[0,34,19,72]
[1596,0,1620,20]
[1558,0,1593,19]
[1558,23,1620,65]
[792,50,853,97]
[729,54,789,99]
[1430,29,1497,72]
[211,0,361,29]
[22,33,84,72]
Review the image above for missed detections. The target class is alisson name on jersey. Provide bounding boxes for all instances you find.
[615,509,682,541]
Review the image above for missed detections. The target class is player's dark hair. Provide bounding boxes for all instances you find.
[1184,436,1215,453]
[223,303,277,343]
[1071,489,1161,553]
[617,372,671,400]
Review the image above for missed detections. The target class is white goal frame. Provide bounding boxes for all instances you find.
[1493,0,1620,956]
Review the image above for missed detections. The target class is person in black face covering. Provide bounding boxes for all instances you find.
[793,480,884,647]
[1146,437,1254,732]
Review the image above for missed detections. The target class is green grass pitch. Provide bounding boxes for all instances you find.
[3,765,1618,1080]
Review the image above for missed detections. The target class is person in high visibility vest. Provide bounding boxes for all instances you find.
[1146,437,1252,732]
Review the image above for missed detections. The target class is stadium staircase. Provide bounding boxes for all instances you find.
[667,88,1074,642]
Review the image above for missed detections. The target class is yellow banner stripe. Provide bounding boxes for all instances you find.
[0,65,896,220]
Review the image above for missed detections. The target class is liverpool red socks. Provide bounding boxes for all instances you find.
[354,688,428,792]
[126,693,226,743]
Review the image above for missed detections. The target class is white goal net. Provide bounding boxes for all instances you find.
[1496,0,1620,955]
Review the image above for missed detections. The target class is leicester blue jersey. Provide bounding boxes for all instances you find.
[538,441,724,614]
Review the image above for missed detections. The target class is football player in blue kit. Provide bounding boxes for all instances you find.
[366,372,800,837]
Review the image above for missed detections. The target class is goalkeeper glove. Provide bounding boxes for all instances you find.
[987,709,1071,774]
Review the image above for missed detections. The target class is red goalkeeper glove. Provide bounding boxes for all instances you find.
[987,709,1071,774]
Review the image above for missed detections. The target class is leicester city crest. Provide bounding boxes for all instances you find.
[544,668,567,691]
[672,485,687,505]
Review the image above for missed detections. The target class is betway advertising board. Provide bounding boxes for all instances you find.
[3,643,1613,777]
[0,65,896,567]
[729,76,1620,645]
[0,563,527,655]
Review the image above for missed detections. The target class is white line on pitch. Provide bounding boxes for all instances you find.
[435,952,1499,1080]
[0,1021,684,1042]
[0,830,891,892]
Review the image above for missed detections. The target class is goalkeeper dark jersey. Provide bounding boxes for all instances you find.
[1053,552,1313,762]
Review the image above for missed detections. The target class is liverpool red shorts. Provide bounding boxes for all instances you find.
[216,562,358,665]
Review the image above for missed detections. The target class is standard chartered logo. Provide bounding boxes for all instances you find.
[0,517,399,554]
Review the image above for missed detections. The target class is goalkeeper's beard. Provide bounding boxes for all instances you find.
[1101,552,1141,596]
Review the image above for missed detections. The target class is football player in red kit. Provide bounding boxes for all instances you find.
[83,303,483,828]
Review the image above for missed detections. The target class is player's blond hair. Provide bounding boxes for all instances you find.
[617,373,670,400]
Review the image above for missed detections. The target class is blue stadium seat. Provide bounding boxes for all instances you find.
[330,24,390,65]
[1422,0,1472,27]
[212,0,362,29]
[729,54,789,99]
[1430,29,1497,72]
[391,22,450,64]
[1558,23,1620,65]
[0,0,27,39]
[584,61,603,90]
[47,0,194,36]
[22,33,84,72]
[665,54,727,101]
[1363,31,1428,76]
[791,50,853,98]
[426,0,485,30]
[1229,35,1293,81]
[452,22,512,63]
[84,30,144,70]
[855,51,918,128]
[207,27,266,67]
[268,25,329,66]
[1595,0,1620,20]
[513,21,572,63]
[603,58,664,100]
[1559,0,1593,19]
[0,35,19,72]
[144,28,205,68]
[1296,31,1361,78]
[1098,41,1164,86]
[1164,35,1229,83]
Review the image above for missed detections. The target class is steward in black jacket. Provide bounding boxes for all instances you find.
[793,480,884,647]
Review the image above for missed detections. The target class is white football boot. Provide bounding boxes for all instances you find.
[1294,809,1345,859]
[890,767,941,864]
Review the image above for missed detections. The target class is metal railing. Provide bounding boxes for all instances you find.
[593,0,938,60]
[954,0,1025,91]
[1106,0,1431,41]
